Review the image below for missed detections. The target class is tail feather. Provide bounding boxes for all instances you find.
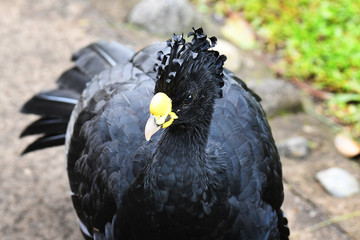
[20,117,68,138]
[56,67,89,93]
[21,41,133,154]
[21,89,78,118]
[21,134,66,155]
[71,41,134,79]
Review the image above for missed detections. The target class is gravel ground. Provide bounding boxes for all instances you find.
[1,0,359,239]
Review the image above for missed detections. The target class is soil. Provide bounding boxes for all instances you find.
[0,0,359,239]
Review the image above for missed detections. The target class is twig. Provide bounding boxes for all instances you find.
[301,95,342,133]
[291,77,332,100]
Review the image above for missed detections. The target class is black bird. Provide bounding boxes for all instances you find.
[20,28,289,240]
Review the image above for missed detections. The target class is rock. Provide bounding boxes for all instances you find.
[247,78,302,117]
[334,133,360,158]
[90,0,139,22]
[277,136,310,159]
[213,39,242,72]
[316,167,360,198]
[220,14,256,50]
[127,0,199,35]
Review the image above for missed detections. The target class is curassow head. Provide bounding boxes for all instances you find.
[145,28,226,140]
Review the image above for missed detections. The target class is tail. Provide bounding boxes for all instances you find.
[20,41,134,154]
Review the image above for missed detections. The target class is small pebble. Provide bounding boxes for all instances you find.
[277,136,310,159]
[309,211,317,218]
[334,133,360,158]
[23,168,32,176]
[316,167,360,198]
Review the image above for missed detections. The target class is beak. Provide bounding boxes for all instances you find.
[144,92,178,141]
[145,114,161,141]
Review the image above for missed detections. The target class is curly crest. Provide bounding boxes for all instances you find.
[154,28,226,98]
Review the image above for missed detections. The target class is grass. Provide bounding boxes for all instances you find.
[192,0,360,140]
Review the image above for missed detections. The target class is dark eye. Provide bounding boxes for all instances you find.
[184,94,193,104]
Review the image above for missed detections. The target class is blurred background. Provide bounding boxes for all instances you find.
[0,0,359,239]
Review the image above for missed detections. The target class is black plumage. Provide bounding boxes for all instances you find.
[21,28,289,239]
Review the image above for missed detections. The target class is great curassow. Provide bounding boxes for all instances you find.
[20,28,290,240]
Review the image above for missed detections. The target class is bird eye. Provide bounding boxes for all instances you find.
[184,94,193,104]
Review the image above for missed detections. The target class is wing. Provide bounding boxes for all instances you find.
[209,70,286,239]
[66,65,154,235]
[65,43,169,237]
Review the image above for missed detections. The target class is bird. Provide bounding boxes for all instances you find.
[20,28,290,240]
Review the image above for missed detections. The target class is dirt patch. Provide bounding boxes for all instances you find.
[1,0,359,239]
[270,113,360,239]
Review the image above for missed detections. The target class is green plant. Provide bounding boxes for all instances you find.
[191,0,360,139]
[326,93,360,137]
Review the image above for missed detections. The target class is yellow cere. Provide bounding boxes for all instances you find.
[162,112,178,128]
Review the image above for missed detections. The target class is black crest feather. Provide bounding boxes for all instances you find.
[154,28,226,98]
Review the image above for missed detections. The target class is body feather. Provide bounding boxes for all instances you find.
[20,29,289,240]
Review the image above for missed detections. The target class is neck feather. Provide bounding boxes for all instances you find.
[144,117,213,204]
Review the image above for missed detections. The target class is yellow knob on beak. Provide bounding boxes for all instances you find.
[149,92,172,117]
[145,92,178,141]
